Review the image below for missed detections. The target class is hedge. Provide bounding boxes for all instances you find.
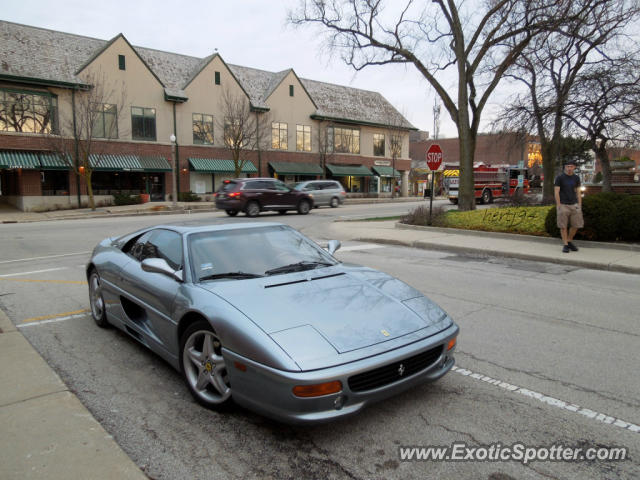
[545,193,640,242]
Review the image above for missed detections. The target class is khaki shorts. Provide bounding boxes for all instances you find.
[557,203,584,229]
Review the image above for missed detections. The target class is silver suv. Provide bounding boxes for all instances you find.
[290,180,346,208]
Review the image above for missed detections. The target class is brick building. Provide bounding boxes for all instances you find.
[0,21,415,211]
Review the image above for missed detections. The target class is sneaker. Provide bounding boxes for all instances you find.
[562,245,570,253]
[568,242,578,252]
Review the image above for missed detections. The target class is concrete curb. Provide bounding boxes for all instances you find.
[353,235,640,275]
[395,222,640,252]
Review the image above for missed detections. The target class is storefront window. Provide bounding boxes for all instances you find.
[41,170,69,196]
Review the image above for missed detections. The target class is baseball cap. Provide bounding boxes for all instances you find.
[563,159,577,166]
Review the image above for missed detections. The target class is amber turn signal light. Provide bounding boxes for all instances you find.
[292,381,342,398]
[447,337,457,351]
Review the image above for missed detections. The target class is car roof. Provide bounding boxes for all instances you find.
[151,222,285,235]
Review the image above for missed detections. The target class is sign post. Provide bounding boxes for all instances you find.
[426,144,443,225]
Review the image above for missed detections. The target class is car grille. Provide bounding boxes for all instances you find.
[348,345,444,392]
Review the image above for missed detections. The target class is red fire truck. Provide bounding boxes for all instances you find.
[446,164,529,204]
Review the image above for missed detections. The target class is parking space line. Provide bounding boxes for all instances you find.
[0,267,67,277]
[0,278,87,284]
[451,365,640,434]
[19,309,90,326]
[0,251,91,265]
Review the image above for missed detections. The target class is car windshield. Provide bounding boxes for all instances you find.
[289,182,305,191]
[188,225,338,281]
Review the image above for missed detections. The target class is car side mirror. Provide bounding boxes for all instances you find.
[326,240,341,256]
[141,258,183,282]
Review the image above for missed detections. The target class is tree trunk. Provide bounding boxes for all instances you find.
[597,145,612,193]
[85,170,95,210]
[457,123,476,211]
[541,140,557,204]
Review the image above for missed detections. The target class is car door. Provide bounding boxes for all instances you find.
[245,180,274,207]
[119,228,183,354]
[271,180,296,207]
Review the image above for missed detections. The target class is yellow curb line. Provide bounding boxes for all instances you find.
[21,309,90,324]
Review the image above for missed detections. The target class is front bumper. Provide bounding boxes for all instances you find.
[223,323,458,424]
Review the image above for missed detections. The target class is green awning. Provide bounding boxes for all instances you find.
[269,161,323,176]
[139,156,171,172]
[0,151,41,169]
[326,164,374,177]
[188,158,257,173]
[372,166,400,177]
[39,153,72,170]
[89,154,143,171]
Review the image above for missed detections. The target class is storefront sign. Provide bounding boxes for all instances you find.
[374,160,391,166]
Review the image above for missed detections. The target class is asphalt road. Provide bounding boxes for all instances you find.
[1,202,638,480]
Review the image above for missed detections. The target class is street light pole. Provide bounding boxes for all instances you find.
[170,134,177,207]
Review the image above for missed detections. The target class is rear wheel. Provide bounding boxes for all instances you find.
[330,197,340,208]
[297,200,311,215]
[481,189,492,205]
[245,201,260,217]
[180,320,232,409]
[88,270,109,328]
[225,209,238,217]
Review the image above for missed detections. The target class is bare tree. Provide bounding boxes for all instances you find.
[46,71,127,210]
[496,0,639,203]
[290,0,575,210]
[217,89,269,178]
[384,112,406,198]
[316,119,335,175]
[564,56,640,191]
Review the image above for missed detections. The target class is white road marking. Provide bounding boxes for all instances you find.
[0,267,67,277]
[451,365,640,434]
[0,251,91,265]
[340,244,386,252]
[17,312,88,328]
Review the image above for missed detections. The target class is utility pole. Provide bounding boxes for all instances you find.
[170,134,177,207]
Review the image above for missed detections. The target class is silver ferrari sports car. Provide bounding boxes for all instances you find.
[87,223,458,424]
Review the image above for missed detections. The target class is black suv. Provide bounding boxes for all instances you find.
[215,178,314,217]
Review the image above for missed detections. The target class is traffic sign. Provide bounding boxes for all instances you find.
[426,144,443,171]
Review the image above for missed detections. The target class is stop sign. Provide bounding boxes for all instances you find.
[426,144,443,170]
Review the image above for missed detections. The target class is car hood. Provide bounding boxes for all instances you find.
[199,266,451,367]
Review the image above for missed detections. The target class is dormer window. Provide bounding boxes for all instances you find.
[118,55,126,70]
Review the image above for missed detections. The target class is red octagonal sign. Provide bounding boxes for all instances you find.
[426,144,443,171]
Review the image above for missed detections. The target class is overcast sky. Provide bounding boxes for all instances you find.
[2,0,513,139]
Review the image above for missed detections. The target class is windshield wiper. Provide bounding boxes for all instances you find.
[264,261,333,276]
[199,272,264,281]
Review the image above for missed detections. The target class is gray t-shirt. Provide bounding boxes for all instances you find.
[554,173,580,204]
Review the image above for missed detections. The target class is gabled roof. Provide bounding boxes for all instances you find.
[0,20,414,129]
[75,33,165,88]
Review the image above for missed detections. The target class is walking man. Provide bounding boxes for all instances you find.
[554,159,583,253]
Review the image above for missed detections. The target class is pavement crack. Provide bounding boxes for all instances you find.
[457,350,640,410]
[419,413,485,445]
[0,388,69,409]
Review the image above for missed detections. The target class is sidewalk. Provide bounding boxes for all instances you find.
[329,220,640,275]
[0,310,147,480]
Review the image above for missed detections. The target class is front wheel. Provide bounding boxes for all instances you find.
[330,197,340,208]
[88,270,109,328]
[297,200,311,215]
[180,320,232,409]
[225,209,238,217]
[245,201,260,217]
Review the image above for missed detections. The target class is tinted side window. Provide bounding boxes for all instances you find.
[219,182,237,192]
[147,230,183,270]
[244,181,269,190]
